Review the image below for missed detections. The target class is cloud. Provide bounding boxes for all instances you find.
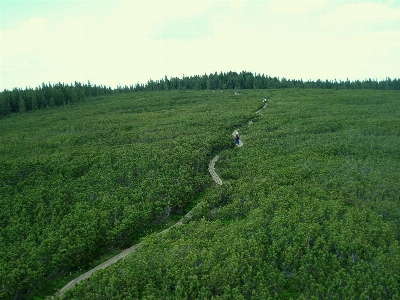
[0,0,399,90]
[320,1,400,31]
[263,0,329,16]
[155,16,213,40]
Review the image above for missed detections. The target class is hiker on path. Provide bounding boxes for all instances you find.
[234,131,240,146]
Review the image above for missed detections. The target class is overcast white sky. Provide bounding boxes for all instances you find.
[1,0,399,90]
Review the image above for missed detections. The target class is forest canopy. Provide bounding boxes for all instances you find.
[1,71,399,118]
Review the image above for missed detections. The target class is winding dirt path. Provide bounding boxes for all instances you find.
[57,203,200,298]
[208,155,223,185]
[56,99,270,298]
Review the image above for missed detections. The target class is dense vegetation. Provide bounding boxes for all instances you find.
[1,71,399,118]
[1,88,399,299]
[0,90,257,299]
[59,89,400,299]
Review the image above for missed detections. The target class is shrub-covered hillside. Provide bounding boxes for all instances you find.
[58,89,400,299]
[1,89,399,299]
[0,90,260,300]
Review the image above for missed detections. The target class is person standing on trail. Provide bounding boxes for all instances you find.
[234,131,240,146]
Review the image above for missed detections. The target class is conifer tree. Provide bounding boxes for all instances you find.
[0,93,9,116]
[18,96,26,113]
[31,92,38,110]
[70,89,78,104]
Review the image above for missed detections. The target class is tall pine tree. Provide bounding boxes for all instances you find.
[31,91,38,110]
[18,96,26,113]
[0,93,11,116]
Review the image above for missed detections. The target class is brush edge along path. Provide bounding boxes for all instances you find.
[56,99,269,298]
[57,204,199,297]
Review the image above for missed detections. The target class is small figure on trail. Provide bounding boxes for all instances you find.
[234,131,240,146]
[263,98,268,103]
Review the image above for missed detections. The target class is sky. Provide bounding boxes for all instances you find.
[1,0,399,90]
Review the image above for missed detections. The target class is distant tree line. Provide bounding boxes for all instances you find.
[1,71,399,117]
[0,81,113,117]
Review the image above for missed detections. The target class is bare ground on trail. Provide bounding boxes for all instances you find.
[58,154,223,297]
[56,102,269,298]
[56,201,201,297]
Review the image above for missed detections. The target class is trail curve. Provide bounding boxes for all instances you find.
[56,98,270,298]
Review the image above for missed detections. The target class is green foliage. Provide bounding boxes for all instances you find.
[0,89,258,299]
[60,89,399,299]
[1,73,399,119]
[18,96,26,113]
[63,195,400,299]
[0,93,11,116]
[31,92,38,110]
[1,89,399,299]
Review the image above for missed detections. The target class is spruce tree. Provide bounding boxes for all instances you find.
[195,79,201,90]
[18,96,26,113]
[31,92,38,110]
[0,93,10,116]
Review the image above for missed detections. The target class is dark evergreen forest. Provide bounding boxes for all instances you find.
[1,71,399,118]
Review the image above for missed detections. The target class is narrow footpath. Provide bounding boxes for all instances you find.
[57,203,201,297]
[56,98,269,298]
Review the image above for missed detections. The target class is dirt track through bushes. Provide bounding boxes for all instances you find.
[56,99,269,298]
